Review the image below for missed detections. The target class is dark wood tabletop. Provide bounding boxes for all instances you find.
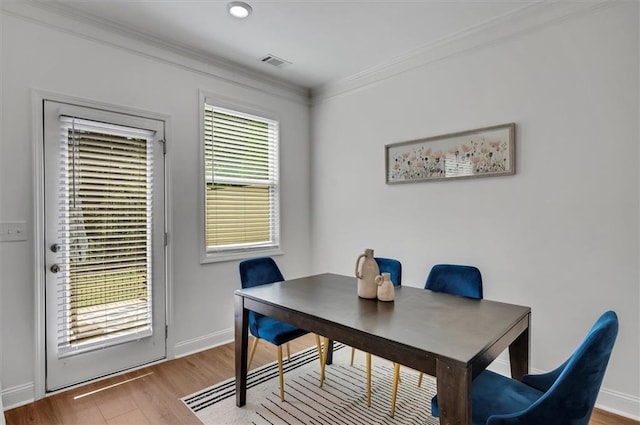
[235,273,530,425]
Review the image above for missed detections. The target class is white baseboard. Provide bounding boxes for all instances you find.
[1,329,234,411]
[487,357,640,420]
[173,327,234,359]
[2,382,34,411]
[597,387,640,421]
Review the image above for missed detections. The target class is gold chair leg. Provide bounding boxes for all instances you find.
[350,347,356,366]
[418,371,423,388]
[277,345,285,401]
[248,337,260,369]
[315,334,322,368]
[320,337,329,386]
[390,362,401,417]
[366,352,372,407]
[286,342,291,361]
[315,335,323,384]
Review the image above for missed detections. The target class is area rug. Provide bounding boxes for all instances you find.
[182,343,439,424]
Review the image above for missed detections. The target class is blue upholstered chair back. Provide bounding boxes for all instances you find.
[491,311,618,425]
[375,257,402,287]
[239,257,284,289]
[239,257,285,336]
[424,264,483,299]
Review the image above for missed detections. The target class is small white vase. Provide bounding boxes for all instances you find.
[375,272,395,302]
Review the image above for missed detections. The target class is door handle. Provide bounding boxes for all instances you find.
[50,264,60,273]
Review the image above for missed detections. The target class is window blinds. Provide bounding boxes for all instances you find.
[55,116,155,355]
[204,105,280,252]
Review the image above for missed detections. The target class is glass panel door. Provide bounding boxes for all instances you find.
[43,101,166,391]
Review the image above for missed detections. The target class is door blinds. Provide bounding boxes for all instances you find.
[204,105,280,252]
[54,116,155,356]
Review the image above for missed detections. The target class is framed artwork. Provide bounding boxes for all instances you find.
[385,123,515,184]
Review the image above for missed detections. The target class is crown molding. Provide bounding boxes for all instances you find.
[311,0,615,104]
[1,0,618,107]
[0,1,311,105]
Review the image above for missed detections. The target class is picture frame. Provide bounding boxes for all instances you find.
[385,123,515,184]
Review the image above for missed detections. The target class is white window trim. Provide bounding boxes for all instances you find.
[199,91,283,264]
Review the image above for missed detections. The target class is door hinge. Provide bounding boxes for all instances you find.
[165,324,168,339]
[159,139,166,155]
[164,232,168,246]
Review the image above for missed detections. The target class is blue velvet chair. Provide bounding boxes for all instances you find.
[239,257,322,401]
[376,257,402,291]
[390,263,483,417]
[431,310,619,425]
[322,258,402,404]
[351,257,403,365]
[424,263,483,299]
[345,257,402,407]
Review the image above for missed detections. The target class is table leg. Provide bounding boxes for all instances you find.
[235,294,249,407]
[509,326,530,381]
[325,339,334,365]
[436,360,471,425]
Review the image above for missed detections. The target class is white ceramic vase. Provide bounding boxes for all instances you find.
[375,272,395,302]
[355,248,379,299]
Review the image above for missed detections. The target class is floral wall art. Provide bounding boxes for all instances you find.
[385,123,515,183]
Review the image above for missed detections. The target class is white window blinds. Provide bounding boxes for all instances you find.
[55,116,155,356]
[204,105,280,253]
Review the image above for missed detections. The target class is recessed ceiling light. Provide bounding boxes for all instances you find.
[227,1,252,19]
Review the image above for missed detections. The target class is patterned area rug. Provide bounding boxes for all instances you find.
[182,343,439,424]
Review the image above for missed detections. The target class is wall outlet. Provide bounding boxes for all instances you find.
[0,221,28,242]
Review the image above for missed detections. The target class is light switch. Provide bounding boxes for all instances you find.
[0,221,28,242]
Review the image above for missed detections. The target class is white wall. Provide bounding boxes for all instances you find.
[0,8,311,407]
[311,2,640,418]
[0,8,5,419]
[1,0,639,420]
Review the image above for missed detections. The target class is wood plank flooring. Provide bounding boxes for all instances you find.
[4,334,638,424]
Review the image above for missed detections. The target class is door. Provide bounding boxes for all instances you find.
[43,100,166,391]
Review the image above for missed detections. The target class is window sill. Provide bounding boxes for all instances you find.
[200,247,284,264]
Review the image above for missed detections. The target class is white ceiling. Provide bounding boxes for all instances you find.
[30,0,544,90]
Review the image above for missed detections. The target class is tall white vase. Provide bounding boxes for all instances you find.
[355,248,379,299]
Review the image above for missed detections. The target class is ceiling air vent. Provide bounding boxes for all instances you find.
[259,54,291,68]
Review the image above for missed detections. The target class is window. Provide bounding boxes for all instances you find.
[55,115,156,355]
[202,102,280,260]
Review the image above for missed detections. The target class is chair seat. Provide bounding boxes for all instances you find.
[431,370,544,425]
[250,313,309,346]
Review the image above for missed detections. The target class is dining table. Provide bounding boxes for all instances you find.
[234,273,530,425]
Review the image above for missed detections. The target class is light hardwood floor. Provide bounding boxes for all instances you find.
[4,334,638,425]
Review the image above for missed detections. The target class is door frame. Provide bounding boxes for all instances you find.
[31,90,174,399]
